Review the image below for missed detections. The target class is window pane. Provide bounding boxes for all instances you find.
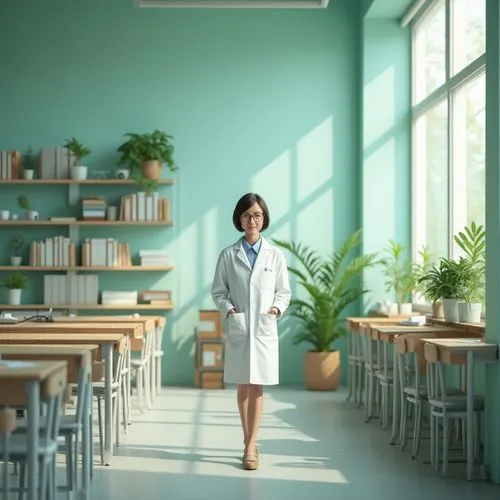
[451,72,485,258]
[413,0,446,104]
[413,99,449,260]
[451,0,486,75]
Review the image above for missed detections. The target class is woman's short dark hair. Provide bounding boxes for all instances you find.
[232,193,270,232]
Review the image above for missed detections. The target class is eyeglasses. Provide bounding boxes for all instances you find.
[241,212,263,223]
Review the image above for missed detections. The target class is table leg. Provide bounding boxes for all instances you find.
[466,351,474,481]
[26,381,40,500]
[82,373,91,500]
[390,348,400,444]
[103,343,113,466]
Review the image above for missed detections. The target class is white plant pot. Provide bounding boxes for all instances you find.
[387,302,398,315]
[0,210,10,220]
[10,256,22,266]
[70,165,88,180]
[458,302,482,323]
[26,210,39,221]
[398,302,412,315]
[8,289,22,306]
[442,298,460,322]
[23,169,34,180]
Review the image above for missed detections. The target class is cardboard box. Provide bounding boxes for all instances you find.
[197,310,222,338]
[195,371,224,389]
[196,340,224,369]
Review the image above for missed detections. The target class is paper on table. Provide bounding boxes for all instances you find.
[203,351,216,366]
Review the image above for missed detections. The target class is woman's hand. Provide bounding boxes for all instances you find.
[227,308,237,317]
[269,307,279,316]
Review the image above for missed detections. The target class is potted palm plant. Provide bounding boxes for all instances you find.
[454,221,485,323]
[117,130,178,188]
[380,240,416,315]
[413,246,443,317]
[4,273,27,305]
[64,137,91,180]
[17,195,38,220]
[273,229,378,391]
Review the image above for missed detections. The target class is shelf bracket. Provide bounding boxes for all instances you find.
[68,184,79,206]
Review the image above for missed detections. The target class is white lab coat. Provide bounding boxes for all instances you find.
[211,236,292,385]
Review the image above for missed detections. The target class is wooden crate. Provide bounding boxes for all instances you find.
[195,370,224,389]
[197,310,222,339]
[195,338,224,369]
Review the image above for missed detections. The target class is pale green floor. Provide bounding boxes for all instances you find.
[88,386,499,500]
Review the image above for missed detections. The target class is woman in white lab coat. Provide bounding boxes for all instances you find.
[211,193,291,471]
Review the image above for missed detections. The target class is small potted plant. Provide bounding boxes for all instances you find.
[455,257,484,323]
[418,258,464,322]
[380,240,416,315]
[4,272,27,305]
[22,146,36,180]
[117,129,178,188]
[64,137,91,180]
[17,195,38,220]
[9,235,24,266]
[413,246,443,317]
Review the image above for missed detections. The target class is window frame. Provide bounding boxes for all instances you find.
[410,0,486,310]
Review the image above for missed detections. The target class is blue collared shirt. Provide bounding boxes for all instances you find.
[242,237,262,269]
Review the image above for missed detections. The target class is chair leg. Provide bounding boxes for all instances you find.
[97,397,105,465]
[137,370,144,412]
[442,416,451,475]
[400,398,408,451]
[411,401,423,459]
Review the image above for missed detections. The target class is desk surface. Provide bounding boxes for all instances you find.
[0,322,142,338]
[424,337,497,351]
[371,325,464,334]
[0,332,124,344]
[0,359,67,380]
[53,316,156,332]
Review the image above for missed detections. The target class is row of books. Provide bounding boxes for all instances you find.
[0,151,21,180]
[120,192,169,221]
[28,237,172,268]
[44,274,99,305]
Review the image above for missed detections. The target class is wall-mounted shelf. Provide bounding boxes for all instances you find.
[0,220,174,227]
[0,266,174,272]
[0,303,175,311]
[0,179,174,186]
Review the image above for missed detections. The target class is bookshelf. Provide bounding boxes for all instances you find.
[0,178,175,311]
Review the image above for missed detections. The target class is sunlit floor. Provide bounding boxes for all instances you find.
[89,386,499,500]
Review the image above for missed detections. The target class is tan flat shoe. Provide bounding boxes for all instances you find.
[243,453,259,470]
[242,447,259,462]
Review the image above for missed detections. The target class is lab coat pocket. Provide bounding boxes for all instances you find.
[259,268,275,291]
[257,313,278,338]
[225,313,247,346]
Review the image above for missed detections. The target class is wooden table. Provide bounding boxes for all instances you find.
[0,332,124,465]
[424,338,498,480]
[0,360,67,500]
[367,324,470,444]
[0,345,97,500]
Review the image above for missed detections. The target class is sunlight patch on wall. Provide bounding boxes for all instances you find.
[296,116,334,204]
[201,205,219,309]
[297,189,333,254]
[363,66,395,148]
[251,150,292,223]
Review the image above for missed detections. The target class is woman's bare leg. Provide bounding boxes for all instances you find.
[237,384,249,446]
[244,384,263,459]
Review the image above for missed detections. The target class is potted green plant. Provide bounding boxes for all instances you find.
[17,195,38,220]
[64,137,91,180]
[273,229,378,391]
[452,222,485,322]
[22,146,36,180]
[9,235,24,266]
[380,240,416,315]
[4,272,27,305]
[413,246,443,318]
[117,130,178,187]
[417,258,464,322]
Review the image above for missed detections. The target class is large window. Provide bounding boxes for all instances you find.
[411,0,485,285]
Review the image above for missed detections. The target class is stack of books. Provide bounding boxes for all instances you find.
[139,249,169,266]
[81,238,131,267]
[82,197,106,220]
[30,236,76,267]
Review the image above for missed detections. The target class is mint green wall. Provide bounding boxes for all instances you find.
[0,0,363,386]
[361,18,411,308]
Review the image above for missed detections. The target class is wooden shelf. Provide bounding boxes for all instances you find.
[0,179,174,186]
[0,220,173,226]
[0,303,175,311]
[0,266,174,272]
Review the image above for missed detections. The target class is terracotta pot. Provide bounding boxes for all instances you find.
[304,350,341,391]
[141,160,162,180]
[432,302,444,319]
